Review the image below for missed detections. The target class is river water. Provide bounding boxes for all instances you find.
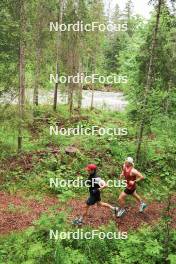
[1,90,128,112]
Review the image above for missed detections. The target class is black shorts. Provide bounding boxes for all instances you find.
[86,191,101,205]
[124,188,136,195]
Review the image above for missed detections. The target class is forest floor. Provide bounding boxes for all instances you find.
[0,105,175,237]
[0,191,175,235]
[0,146,176,235]
[0,192,60,235]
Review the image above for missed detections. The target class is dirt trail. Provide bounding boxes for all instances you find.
[0,192,60,235]
[68,197,176,231]
[0,192,175,235]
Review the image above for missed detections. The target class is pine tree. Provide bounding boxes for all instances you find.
[135,0,164,162]
[18,0,26,151]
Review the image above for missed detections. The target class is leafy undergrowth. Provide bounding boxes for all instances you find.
[0,106,175,263]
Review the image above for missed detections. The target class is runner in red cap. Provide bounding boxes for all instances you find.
[86,164,97,170]
[73,164,117,225]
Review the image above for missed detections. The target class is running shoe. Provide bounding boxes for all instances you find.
[117,208,126,217]
[112,207,119,215]
[139,202,147,213]
[72,218,83,226]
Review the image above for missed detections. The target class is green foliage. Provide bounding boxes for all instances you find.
[1,218,175,264]
[0,1,176,263]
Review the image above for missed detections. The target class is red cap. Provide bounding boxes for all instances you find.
[85,164,97,171]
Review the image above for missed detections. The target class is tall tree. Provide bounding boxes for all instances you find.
[53,0,64,111]
[87,0,105,108]
[33,1,43,106]
[135,0,163,162]
[18,0,26,151]
[123,0,134,36]
[0,1,19,100]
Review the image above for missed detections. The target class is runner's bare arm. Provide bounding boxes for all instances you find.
[119,165,125,180]
[98,179,107,191]
[133,169,144,182]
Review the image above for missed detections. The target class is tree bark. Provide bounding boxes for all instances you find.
[33,44,41,106]
[77,61,83,113]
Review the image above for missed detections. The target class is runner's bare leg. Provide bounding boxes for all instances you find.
[118,191,127,208]
[132,190,142,203]
[97,201,114,210]
[81,204,90,221]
